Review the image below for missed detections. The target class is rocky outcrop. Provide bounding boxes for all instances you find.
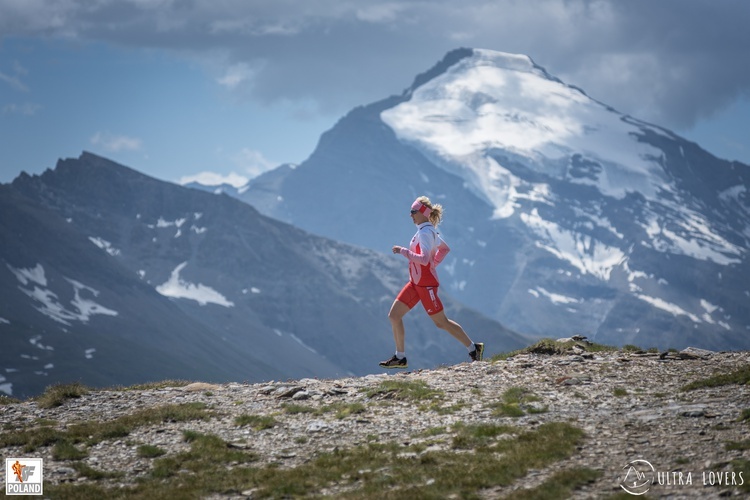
[1,347,749,498]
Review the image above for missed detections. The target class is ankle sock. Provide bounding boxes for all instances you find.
[396,351,406,359]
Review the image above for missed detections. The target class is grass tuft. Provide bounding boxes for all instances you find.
[0,394,21,405]
[137,444,166,458]
[113,380,193,391]
[36,382,89,409]
[726,440,750,452]
[234,414,277,430]
[491,387,547,417]
[52,440,88,460]
[732,459,750,493]
[364,379,444,402]
[0,402,213,452]
[503,467,602,499]
[493,338,617,360]
[42,420,586,498]
[282,401,366,419]
[680,365,750,392]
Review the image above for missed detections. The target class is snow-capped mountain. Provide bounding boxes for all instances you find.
[237,48,750,350]
[1,153,525,398]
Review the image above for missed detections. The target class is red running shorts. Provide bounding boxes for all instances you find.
[396,282,444,316]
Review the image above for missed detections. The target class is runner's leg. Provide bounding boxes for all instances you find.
[388,299,411,353]
[429,310,472,348]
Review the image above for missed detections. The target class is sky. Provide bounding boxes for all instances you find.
[1,0,749,187]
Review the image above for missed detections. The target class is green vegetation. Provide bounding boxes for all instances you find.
[451,422,516,448]
[0,394,20,405]
[364,379,444,403]
[1,380,192,407]
[282,401,367,419]
[420,426,448,437]
[613,387,628,397]
[112,380,193,391]
[44,421,587,499]
[137,444,166,458]
[492,338,617,360]
[680,365,750,391]
[72,462,123,481]
[491,386,547,417]
[234,414,277,430]
[503,467,602,500]
[52,440,88,461]
[423,401,467,414]
[726,440,750,452]
[733,459,750,493]
[0,402,212,452]
[36,382,89,409]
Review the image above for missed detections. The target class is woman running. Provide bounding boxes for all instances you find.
[380,196,484,368]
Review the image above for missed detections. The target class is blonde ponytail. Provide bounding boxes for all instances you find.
[416,196,443,227]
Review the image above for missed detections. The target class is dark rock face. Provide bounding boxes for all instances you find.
[1,152,525,398]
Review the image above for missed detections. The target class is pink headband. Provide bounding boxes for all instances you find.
[411,199,432,217]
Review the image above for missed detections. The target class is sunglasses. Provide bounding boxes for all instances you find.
[410,209,419,215]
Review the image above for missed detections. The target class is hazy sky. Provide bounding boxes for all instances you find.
[1,0,749,186]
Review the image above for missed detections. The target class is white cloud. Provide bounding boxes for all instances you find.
[90,132,143,152]
[178,171,249,188]
[232,147,277,178]
[3,102,42,115]
[0,70,29,92]
[356,3,407,23]
[1,0,748,135]
[216,62,259,89]
[178,148,276,187]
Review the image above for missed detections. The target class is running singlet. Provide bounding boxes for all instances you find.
[399,222,450,287]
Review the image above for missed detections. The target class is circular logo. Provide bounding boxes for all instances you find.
[620,459,655,495]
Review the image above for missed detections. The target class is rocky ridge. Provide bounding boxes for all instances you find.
[1,342,749,498]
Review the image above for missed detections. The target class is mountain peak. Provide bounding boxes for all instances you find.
[382,47,674,217]
[241,46,750,352]
[407,48,546,96]
[470,48,537,73]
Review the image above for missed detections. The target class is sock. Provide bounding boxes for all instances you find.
[467,343,475,352]
[396,351,406,359]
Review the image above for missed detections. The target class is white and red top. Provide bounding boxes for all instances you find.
[399,222,450,287]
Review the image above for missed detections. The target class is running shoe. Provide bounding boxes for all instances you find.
[469,342,485,362]
[379,355,408,369]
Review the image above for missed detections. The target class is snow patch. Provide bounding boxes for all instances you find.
[641,211,742,265]
[156,262,234,307]
[533,287,581,305]
[521,209,626,280]
[635,294,700,323]
[290,333,317,354]
[382,48,668,215]
[29,335,54,351]
[7,263,47,287]
[89,236,121,256]
[9,264,118,325]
